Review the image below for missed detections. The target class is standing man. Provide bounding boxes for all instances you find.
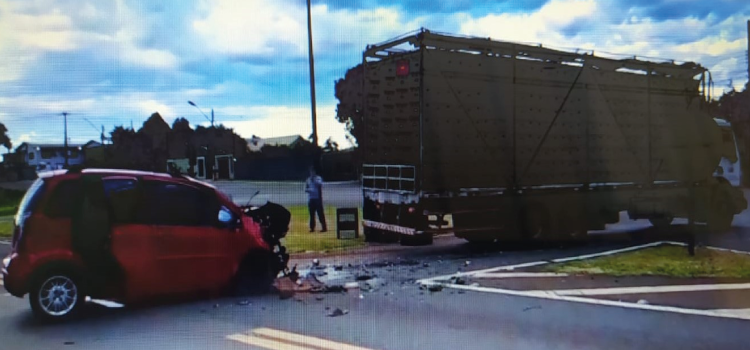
[305,166,327,232]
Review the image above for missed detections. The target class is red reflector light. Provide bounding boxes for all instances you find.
[396,60,410,76]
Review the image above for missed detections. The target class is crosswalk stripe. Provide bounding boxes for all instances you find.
[228,328,378,350]
[227,334,311,350]
[253,328,375,350]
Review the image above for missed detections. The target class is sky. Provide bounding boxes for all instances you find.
[0,0,749,153]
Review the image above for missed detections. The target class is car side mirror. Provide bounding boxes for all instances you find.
[218,207,234,224]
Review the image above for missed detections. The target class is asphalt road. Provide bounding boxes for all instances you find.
[1,185,750,349]
[2,232,750,350]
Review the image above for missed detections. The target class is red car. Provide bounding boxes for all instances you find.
[1,168,290,321]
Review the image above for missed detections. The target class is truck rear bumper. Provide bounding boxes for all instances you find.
[362,220,425,236]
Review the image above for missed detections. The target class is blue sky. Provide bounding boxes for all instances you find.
[0,0,749,152]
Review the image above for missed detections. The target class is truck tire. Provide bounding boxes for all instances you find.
[29,268,86,322]
[521,205,551,241]
[400,233,433,246]
[708,194,733,233]
[708,177,735,233]
[649,216,673,230]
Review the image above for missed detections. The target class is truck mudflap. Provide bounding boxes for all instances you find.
[242,202,293,277]
[362,220,425,236]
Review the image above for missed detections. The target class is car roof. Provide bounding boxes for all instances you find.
[40,168,216,190]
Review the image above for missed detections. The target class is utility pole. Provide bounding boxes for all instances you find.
[746,20,749,86]
[63,112,69,168]
[306,0,318,146]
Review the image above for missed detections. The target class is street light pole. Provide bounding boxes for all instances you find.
[187,101,214,127]
[306,0,318,146]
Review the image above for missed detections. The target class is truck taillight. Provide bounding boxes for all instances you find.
[396,60,410,76]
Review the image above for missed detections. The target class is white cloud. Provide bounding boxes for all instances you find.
[219,104,351,147]
[18,131,38,143]
[193,0,306,56]
[459,0,598,44]
[192,0,417,60]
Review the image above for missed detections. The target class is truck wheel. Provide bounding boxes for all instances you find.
[521,206,550,241]
[29,270,86,322]
[708,194,733,233]
[649,216,673,230]
[233,251,277,296]
[400,233,433,246]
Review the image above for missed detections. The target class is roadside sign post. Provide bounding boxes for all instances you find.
[336,208,359,239]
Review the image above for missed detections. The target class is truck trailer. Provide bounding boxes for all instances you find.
[341,29,747,245]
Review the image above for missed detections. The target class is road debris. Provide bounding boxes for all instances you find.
[236,300,251,306]
[355,274,374,281]
[428,284,443,293]
[334,265,344,271]
[312,259,320,267]
[465,261,472,267]
[64,341,75,345]
[637,299,649,305]
[344,282,360,290]
[523,306,542,312]
[327,308,349,317]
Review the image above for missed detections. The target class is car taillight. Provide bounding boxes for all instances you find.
[396,60,410,76]
[10,224,20,249]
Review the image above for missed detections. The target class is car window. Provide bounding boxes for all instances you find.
[44,179,82,218]
[104,178,139,224]
[136,181,216,227]
[15,178,45,220]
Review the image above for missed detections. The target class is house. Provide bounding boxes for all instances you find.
[14,142,86,172]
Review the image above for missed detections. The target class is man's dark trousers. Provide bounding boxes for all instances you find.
[308,198,327,231]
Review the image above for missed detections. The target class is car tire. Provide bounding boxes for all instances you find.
[29,269,86,322]
[234,251,277,296]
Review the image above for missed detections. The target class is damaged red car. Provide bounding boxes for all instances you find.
[1,168,290,321]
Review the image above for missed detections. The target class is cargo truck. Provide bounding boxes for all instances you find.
[341,29,747,245]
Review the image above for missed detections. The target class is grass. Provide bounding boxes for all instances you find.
[281,205,366,254]
[0,188,23,217]
[544,245,750,279]
[0,216,13,238]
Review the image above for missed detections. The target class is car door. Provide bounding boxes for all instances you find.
[136,180,233,295]
[105,177,163,301]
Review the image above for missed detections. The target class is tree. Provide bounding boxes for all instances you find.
[334,63,365,146]
[0,123,11,153]
[323,137,339,152]
[172,117,191,132]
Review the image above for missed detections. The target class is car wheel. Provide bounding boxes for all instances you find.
[29,271,86,322]
[234,251,277,296]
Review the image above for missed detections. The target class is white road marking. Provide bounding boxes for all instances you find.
[86,298,124,308]
[417,241,667,285]
[711,309,750,318]
[473,272,569,278]
[228,334,310,350]
[0,241,9,245]
[437,283,750,321]
[228,328,378,350]
[0,279,4,286]
[528,283,750,297]
[419,241,750,321]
